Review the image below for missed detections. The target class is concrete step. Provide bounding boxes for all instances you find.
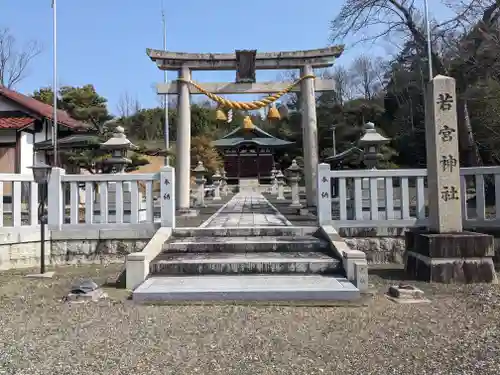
[150,252,341,275]
[172,226,319,238]
[133,274,359,302]
[162,235,329,253]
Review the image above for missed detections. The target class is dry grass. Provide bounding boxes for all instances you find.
[0,265,499,374]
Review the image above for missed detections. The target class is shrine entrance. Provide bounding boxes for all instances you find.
[147,47,343,210]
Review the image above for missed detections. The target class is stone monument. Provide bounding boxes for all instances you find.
[405,75,496,283]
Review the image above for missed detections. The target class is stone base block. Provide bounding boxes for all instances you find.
[388,284,425,300]
[25,271,55,279]
[405,229,497,283]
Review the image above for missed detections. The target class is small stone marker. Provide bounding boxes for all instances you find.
[64,278,108,303]
[425,75,462,233]
[386,284,429,304]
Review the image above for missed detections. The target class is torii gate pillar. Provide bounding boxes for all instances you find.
[300,64,318,207]
[176,66,192,211]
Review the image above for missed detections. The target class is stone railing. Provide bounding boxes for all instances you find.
[0,173,39,230]
[47,166,175,230]
[317,163,500,229]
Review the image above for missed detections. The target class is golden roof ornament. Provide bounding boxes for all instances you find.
[243,116,255,130]
[215,104,227,122]
[267,103,280,121]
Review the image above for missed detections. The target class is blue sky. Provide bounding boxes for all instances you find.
[1,0,450,115]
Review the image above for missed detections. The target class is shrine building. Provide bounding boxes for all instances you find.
[212,117,293,184]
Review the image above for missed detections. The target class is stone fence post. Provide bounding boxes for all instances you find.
[160,166,175,228]
[317,163,332,226]
[47,167,65,229]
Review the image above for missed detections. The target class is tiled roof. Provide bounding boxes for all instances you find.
[0,85,88,129]
[0,113,35,130]
[213,124,294,148]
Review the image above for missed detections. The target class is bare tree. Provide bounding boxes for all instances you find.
[325,65,352,104]
[117,91,140,118]
[0,28,41,89]
[330,0,500,166]
[349,55,387,100]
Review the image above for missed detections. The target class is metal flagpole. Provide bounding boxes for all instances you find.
[52,0,59,166]
[423,0,433,81]
[162,1,170,166]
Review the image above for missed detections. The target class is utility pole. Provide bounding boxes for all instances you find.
[331,125,337,156]
[162,1,170,165]
[52,0,59,166]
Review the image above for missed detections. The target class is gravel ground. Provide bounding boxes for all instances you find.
[1,265,500,375]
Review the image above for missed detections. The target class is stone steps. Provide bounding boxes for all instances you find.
[150,252,341,275]
[133,274,359,302]
[162,235,329,253]
[172,226,318,238]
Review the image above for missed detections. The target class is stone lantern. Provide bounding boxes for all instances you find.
[100,125,137,206]
[220,168,229,196]
[286,159,302,208]
[358,122,390,169]
[192,161,207,207]
[276,170,285,200]
[270,164,278,195]
[212,169,222,201]
[358,121,391,204]
[100,125,136,174]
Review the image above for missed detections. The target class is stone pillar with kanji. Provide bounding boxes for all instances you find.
[405,75,496,284]
[425,77,462,233]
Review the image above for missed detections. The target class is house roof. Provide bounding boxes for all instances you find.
[212,124,293,148]
[0,112,35,130]
[0,85,88,130]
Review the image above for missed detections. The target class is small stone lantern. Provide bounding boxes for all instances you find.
[286,159,302,208]
[276,170,285,200]
[220,168,228,196]
[358,122,390,170]
[270,165,278,195]
[100,125,136,173]
[192,161,207,207]
[100,125,137,203]
[358,121,390,199]
[212,169,222,201]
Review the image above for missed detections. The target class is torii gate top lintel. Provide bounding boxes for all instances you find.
[146,45,344,71]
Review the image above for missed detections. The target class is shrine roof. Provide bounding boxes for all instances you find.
[212,125,293,148]
[35,133,100,150]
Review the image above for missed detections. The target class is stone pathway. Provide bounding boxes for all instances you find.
[200,192,292,228]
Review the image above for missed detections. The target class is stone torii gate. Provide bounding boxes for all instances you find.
[147,47,343,211]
